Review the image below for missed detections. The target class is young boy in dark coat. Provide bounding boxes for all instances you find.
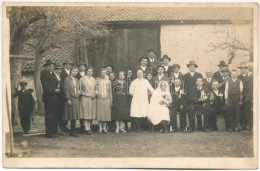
[208,80,226,131]
[169,78,188,132]
[12,80,35,134]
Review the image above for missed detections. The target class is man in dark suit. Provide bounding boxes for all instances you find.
[41,60,60,138]
[208,80,226,131]
[135,57,150,78]
[203,69,214,92]
[184,60,203,95]
[212,61,228,82]
[151,65,169,89]
[188,77,210,132]
[237,62,249,129]
[169,78,188,132]
[242,63,253,131]
[161,55,173,77]
[147,50,160,76]
[59,60,74,131]
[216,68,230,94]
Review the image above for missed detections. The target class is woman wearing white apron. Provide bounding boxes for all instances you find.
[130,69,154,132]
[148,81,172,133]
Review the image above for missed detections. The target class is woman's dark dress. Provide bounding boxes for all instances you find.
[112,80,130,120]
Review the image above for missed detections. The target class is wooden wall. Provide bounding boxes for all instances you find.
[88,25,160,77]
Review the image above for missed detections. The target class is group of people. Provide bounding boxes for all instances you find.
[13,50,254,138]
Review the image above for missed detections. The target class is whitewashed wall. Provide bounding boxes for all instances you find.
[160,24,251,77]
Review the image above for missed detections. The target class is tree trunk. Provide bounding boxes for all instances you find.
[33,53,44,116]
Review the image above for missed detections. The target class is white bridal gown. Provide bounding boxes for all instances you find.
[130,78,154,118]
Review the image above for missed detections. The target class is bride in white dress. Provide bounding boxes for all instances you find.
[148,81,172,133]
[130,69,154,132]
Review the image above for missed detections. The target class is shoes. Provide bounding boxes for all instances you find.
[84,130,92,135]
[46,134,55,138]
[204,128,211,132]
[60,126,70,132]
[98,129,102,134]
[120,128,127,133]
[103,129,108,133]
[70,133,78,137]
[234,127,238,131]
[24,131,30,134]
[115,130,119,134]
[227,128,233,132]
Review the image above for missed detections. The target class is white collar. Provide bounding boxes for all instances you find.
[242,73,247,77]
[213,89,219,94]
[197,86,202,90]
[232,78,237,82]
[141,65,146,70]
[65,69,70,74]
[190,72,195,76]
[175,86,181,91]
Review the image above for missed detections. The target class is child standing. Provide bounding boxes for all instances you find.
[225,69,243,131]
[12,80,35,134]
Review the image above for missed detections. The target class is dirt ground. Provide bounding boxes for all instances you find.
[10,116,253,158]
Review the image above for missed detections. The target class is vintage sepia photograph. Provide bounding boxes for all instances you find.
[2,2,259,169]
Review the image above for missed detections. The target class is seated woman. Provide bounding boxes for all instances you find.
[148,81,172,133]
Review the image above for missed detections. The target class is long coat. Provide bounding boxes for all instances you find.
[151,75,169,89]
[41,71,59,104]
[184,72,203,94]
[242,74,253,102]
[60,69,70,101]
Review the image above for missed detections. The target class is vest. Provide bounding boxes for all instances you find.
[228,79,240,94]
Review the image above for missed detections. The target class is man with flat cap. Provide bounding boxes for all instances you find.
[184,60,203,95]
[212,61,229,82]
[135,57,150,78]
[41,60,60,138]
[59,60,74,131]
[161,55,173,77]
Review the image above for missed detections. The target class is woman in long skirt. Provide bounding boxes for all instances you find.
[63,66,80,137]
[130,69,154,132]
[112,71,130,134]
[95,68,113,133]
[148,81,172,133]
[79,66,96,135]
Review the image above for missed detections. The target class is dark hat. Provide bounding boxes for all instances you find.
[237,62,248,68]
[147,50,157,55]
[43,60,56,67]
[172,64,180,69]
[55,64,63,69]
[217,61,227,67]
[62,60,74,66]
[221,68,230,73]
[78,62,87,67]
[138,57,150,63]
[160,55,171,62]
[103,64,114,71]
[187,60,198,68]
[19,80,28,86]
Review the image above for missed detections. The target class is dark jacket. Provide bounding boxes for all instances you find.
[148,58,160,76]
[151,75,169,89]
[171,86,187,108]
[242,73,253,102]
[203,78,214,92]
[238,73,249,85]
[162,65,173,77]
[41,71,60,104]
[75,71,86,80]
[12,89,35,111]
[184,72,203,94]
[212,70,222,82]
[60,69,70,100]
[209,89,225,108]
[188,86,209,105]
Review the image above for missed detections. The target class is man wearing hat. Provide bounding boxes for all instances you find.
[12,80,35,134]
[41,60,60,138]
[59,60,74,131]
[135,57,150,78]
[237,62,249,130]
[76,62,87,80]
[212,61,228,82]
[242,62,253,131]
[147,50,160,76]
[184,60,203,95]
[160,55,173,77]
[151,65,169,89]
